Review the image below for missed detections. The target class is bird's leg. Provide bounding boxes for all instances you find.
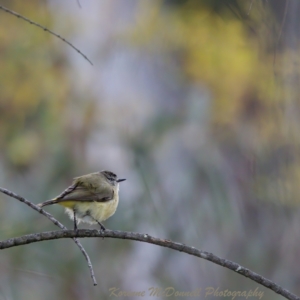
[89,215,106,235]
[85,211,106,233]
[97,221,106,232]
[97,221,106,240]
[73,208,78,232]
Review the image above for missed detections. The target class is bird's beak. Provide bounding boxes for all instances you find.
[117,178,126,183]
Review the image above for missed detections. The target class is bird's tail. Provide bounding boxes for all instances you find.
[37,199,58,208]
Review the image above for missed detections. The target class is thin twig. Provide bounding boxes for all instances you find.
[0,229,298,300]
[76,0,82,9]
[273,0,289,66]
[0,4,92,65]
[0,187,97,286]
[247,0,254,15]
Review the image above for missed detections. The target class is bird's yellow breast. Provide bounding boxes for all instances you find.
[63,195,119,224]
[58,201,77,209]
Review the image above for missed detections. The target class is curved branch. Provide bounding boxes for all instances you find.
[0,229,298,300]
[0,4,93,65]
[0,187,97,286]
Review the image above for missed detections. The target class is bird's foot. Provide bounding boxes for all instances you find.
[98,222,106,239]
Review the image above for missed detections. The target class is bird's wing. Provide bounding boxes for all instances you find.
[55,182,114,202]
[54,182,78,200]
[39,182,114,207]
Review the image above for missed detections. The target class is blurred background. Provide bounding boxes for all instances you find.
[0,0,299,299]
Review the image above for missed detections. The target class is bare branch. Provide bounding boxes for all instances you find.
[277,0,289,45]
[247,0,254,15]
[0,4,93,65]
[76,0,82,9]
[0,187,298,300]
[0,229,298,300]
[0,187,97,286]
[274,0,289,66]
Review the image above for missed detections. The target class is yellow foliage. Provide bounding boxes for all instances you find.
[7,131,40,167]
[0,1,70,168]
[124,2,274,126]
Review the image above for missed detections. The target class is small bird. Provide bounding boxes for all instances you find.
[38,171,126,231]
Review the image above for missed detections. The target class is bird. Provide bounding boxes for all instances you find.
[38,171,126,231]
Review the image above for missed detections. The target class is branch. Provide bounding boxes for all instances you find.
[0,188,298,300]
[0,187,97,286]
[0,4,93,65]
[247,0,254,15]
[76,0,82,9]
[0,229,298,300]
[273,0,289,66]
